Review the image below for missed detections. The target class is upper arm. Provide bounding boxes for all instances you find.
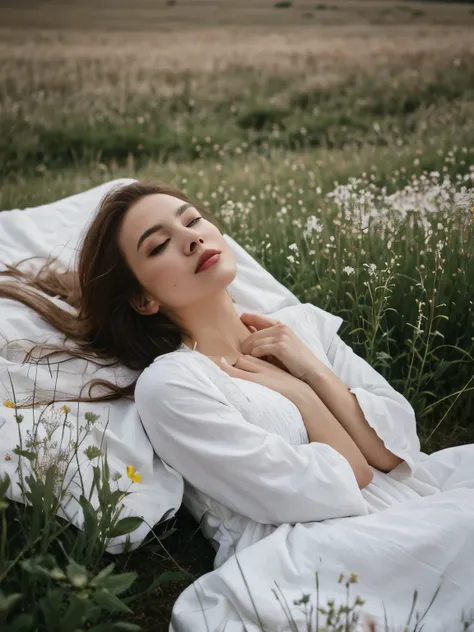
[135,356,368,525]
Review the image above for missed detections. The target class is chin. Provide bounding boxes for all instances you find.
[200,259,236,297]
[220,257,237,286]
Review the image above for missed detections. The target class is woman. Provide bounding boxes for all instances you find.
[2,181,474,631]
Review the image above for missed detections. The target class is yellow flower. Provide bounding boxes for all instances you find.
[126,465,141,483]
[3,400,15,409]
[61,405,71,414]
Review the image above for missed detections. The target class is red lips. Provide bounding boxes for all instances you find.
[195,249,221,273]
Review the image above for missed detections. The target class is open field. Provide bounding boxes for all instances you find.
[2,0,474,30]
[2,23,474,183]
[1,2,473,630]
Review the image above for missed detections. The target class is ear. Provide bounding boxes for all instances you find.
[130,294,160,316]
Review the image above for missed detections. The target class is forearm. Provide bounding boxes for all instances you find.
[295,390,373,489]
[303,364,404,473]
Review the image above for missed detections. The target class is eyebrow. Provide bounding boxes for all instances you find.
[136,202,194,252]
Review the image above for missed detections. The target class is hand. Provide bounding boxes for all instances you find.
[218,353,314,409]
[239,312,321,382]
[243,323,289,373]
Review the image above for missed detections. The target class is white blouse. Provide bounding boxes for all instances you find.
[135,302,422,568]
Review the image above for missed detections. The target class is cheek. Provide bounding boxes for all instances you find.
[146,256,192,297]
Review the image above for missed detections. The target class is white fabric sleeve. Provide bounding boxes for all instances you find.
[305,303,421,479]
[134,356,369,525]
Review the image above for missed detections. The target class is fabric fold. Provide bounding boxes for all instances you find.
[135,354,369,528]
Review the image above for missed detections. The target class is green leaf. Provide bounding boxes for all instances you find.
[89,623,141,632]
[12,448,36,461]
[38,588,64,629]
[83,445,104,461]
[0,474,11,497]
[100,572,137,596]
[20,556,55,579]
[66,559,89,589]
[85,412,100,425]
[108,489,129,506]
[43,465,60,512]
[49,567,67,581]
[143,570,192,594]
[92,466,101,493]
[103,457,110,485]
[6,613,34,631]
[62,595,91,630]
[79,494,99,543]
[89,563,116,587]
[108,517,143,538]
[92,589,133,614]
[0,591,21,616]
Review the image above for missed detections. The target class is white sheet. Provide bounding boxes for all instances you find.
[0,179,301,553]
[170,482,474,632]
[3,181,473,632]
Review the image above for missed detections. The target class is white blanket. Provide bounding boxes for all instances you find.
[0,179,300,553]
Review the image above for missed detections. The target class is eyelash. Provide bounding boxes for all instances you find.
[148,217,202,256]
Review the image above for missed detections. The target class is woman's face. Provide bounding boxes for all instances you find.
[118,193,236,314]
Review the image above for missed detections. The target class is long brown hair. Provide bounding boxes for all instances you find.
[0,181,226,407]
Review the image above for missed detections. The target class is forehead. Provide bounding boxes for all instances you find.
[125,193,182,223]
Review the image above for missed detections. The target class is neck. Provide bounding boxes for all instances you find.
[170,290,252,359]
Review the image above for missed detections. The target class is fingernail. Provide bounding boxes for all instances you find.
[221,357,228,364]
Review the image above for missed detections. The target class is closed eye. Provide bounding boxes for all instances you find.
[148,217,202,256]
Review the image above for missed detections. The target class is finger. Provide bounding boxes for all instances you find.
[250,352,289,373]
[246,355,276,368]
[241,324,257,341]
[241,312,279,327]
[240,312,280,330]
[269,355,290,372]
[218,357,244,377]
[233,355,260,373]
[249,342,279,360]
[218,355,258,376]
[241,329,278,355]
[247,337,276,355]
[240,353,269,366]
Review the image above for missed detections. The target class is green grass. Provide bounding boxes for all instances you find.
[1,27,474,180]
[1,7,474,630]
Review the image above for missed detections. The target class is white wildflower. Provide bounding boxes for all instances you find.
[303,215,323,238]
[363,263,378,277]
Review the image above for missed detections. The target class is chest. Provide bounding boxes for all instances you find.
[230,377,309,446]
[179,303,335,446]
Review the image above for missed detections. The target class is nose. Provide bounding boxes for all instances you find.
[187,235,204,255]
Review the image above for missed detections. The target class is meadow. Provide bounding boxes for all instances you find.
[0,1,473,630]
